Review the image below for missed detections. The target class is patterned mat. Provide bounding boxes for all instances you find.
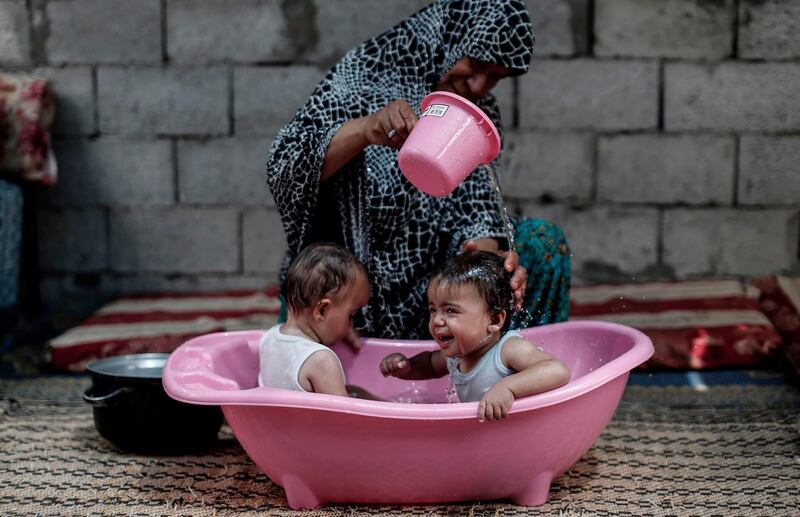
[1,375,799,516]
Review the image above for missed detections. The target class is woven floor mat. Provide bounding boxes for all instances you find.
[1,375,799,516]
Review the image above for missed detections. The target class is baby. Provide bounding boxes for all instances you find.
[380,250,569,421]
[258,242,371,397]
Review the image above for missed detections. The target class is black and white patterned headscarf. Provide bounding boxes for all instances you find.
[267,0,534,339]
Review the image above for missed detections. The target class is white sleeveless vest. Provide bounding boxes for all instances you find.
[258,325,345,392]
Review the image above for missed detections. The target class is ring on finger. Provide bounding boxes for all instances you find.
[386,128,397,139]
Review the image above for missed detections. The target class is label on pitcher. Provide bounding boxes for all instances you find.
[423,104,449,117]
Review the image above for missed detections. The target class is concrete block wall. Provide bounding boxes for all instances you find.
[0,0,797,313]
[511,0,800,283]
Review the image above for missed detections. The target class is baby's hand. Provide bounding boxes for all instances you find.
[478,386,515,423]
[380,353,411,378]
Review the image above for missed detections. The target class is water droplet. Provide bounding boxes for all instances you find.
[446,375,457,404]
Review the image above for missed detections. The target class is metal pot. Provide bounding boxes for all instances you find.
[83,353,223,454]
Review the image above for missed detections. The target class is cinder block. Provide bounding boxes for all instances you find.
[40,272,278,310]
[527,0,589,56]
[739,0,800,59]
[98,67,228,135]
[501,131,593,201]
[598,134,735,204]
[739,136,800,205]
[110,207,239,273]
[306,0,430,65]
[113,273,279,293]
[39,273,117,315]
[521,204,659,274]
[242,208,287,274]
[665,63,800,132]
[663,208,799,276]
[37,208,108,272]
[234,66,323,135]
[168,0,297,64]
[48,137,174,206]
[519,59,658,130]
[0,0,30,64]
[594,0,734,59]
[46,0,160,64]
[178,137,275,206]
[34,66,95,135]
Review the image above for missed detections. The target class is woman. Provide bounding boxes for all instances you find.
[267,0,570,340]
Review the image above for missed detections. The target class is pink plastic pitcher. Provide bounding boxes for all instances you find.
[398,91,501,197]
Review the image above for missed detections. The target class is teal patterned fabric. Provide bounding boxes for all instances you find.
[510,218,571,329]
[0,179,23,309]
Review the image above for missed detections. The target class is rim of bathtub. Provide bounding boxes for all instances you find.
[163,320,654,421]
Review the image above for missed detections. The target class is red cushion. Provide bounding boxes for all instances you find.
[48,288,281,371]
[49,280,785,372]
[751,276,800,377]
[570,280,783,369]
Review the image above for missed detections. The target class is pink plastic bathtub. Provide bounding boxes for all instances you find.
[163,321,653,509]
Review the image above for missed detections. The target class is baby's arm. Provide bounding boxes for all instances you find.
[380,350,448,380]
[478,337,570,422]
[302,350,349,396]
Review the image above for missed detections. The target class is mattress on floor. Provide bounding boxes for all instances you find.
[47,279,788,372]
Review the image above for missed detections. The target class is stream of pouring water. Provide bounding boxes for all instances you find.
[485,162,516,254]
[484,163,533,329]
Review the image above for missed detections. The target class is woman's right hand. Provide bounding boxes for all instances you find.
[322,99,417,179]
[380,353,412,377]
[362,100,417,149]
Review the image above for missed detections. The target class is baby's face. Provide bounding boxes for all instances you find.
[317,270,370,346]
[436,57,509,102]
[427,281,494,360]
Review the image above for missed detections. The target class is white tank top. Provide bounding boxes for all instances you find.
[446,330,519,402]
[258,325,345,392]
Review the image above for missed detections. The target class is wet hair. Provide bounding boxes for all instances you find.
[284,242,367,312]
[429,250,514,332]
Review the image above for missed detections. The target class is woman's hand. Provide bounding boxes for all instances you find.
[322,99,416,179]
[363,100,417,149]
[380,353,412,378]
[477,385,514,422]
[463,239,527,310]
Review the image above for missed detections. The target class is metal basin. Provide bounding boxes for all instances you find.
[84,353,223,454]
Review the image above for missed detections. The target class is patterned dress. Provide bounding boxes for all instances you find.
[267,0,570,339]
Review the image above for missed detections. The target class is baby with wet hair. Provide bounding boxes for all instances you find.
[380,251,569,421]
[259,242,374,397]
